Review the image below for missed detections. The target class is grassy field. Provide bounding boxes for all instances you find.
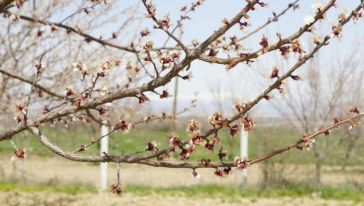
[1,125,363,166]
[0,182,363,202]
[0,125,363,205]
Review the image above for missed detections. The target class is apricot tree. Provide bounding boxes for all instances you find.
[0,0,363,194]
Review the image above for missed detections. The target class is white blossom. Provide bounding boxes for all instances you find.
[311,2,324,11]
[304,15,315,25]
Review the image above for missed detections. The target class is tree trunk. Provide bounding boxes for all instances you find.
[314,160,321,184]
[313,146,321,184]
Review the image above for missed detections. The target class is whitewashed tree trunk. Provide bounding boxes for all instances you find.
[100,119,109,191]
[240,126,248,187]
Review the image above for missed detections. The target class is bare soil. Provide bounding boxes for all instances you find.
[0,156,363,206]
[1,155,363,188]
[0,192,363,206]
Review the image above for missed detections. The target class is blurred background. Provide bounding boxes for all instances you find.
[0,0,363,205]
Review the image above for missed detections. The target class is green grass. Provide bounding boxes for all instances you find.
[0,182,362,202]
[125,185,364,201]
[0,125,363,166]
[0,182,96,194]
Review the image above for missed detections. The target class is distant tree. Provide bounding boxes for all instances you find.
[273,42,364,183]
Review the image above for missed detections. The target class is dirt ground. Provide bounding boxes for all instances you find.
[0,192,363,206]
[1,155,363,188]
[0,155,363,206]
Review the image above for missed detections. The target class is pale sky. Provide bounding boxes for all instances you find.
[130,0,364,116]
[45,0,364,116]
